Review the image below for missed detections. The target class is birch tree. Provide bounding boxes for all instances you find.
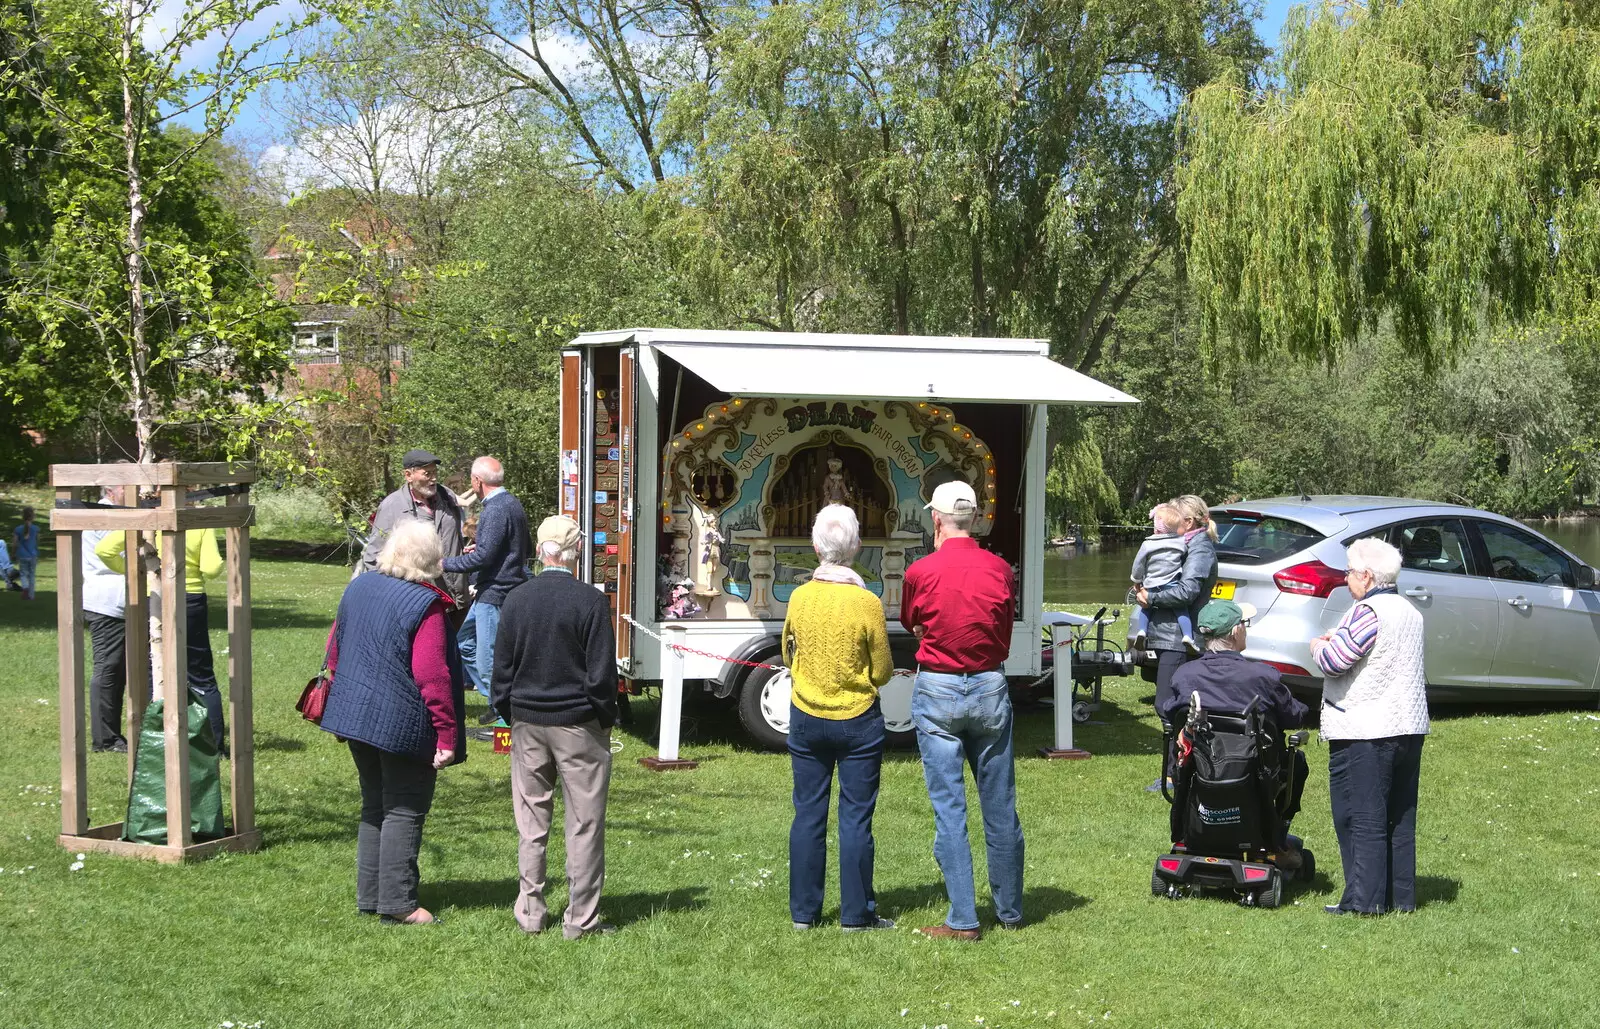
[1,0,332,461]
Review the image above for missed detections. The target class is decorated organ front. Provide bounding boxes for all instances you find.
[660,397,998,621]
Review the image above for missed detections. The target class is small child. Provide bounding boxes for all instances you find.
[12,505,39,600]
[1127,502,1195,653]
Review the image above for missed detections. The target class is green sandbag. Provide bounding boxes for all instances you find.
[122,693,225,844]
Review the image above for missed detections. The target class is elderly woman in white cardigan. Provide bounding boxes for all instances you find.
[1310,537,1428,916]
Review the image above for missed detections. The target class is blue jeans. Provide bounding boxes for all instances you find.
[912,670,1024,930]
[1328,735,1424,914]
[459,602,500,701]
[457,605,480,692]
[788,703,885,926]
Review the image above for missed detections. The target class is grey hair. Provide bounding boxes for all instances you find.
[538,539,577,565]
[377,519,443,583]
[936,506,977,533]
[1205,634,1239,653]
[1346,537,1402,586]
[472,456,505,486]
[812,504,862,564]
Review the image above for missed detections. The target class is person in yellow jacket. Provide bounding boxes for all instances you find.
[97,525,227,751]
[780,504,894,932]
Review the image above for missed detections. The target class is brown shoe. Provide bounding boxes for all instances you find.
[1274,848,1303,871]
[915,924,981,942]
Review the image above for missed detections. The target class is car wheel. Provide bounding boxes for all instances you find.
[1151,866,1167,897]
[737,664,792,751]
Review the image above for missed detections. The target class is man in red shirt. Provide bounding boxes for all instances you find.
[900,480,1024,942]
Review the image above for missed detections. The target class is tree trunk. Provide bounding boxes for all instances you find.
[888,200,910,334]
[121,0,153,462]
[1129,457,1155,512]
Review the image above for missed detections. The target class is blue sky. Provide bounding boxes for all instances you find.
[194,0,1299,157]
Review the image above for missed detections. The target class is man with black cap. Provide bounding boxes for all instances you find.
[492,514,617,939]
[360,449,468,609]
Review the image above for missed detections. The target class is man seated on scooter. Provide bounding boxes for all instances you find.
[1163,599,1311,864]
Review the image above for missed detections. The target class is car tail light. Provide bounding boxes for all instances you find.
[1274,559,1346,598]
[1158,857,1181,872]
[1242,866,1270,881]
[1262,660,1314,678]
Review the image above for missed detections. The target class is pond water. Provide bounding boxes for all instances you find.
[1043,518,1600,607]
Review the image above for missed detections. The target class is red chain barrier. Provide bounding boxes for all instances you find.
[665,643,784,672]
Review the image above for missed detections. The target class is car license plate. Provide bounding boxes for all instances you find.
[1211,581,1236,600]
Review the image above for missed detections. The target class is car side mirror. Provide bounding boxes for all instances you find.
[1577,564,1598,590]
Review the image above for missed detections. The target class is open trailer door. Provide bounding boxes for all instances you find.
[559,345,637,669]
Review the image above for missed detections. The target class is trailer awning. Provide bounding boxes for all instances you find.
[654,343,1137,406]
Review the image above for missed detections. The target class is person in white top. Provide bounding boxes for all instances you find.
[1310,537,1429,915]
[82,484,132,752]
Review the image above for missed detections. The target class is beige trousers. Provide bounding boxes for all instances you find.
[510,719,612,937]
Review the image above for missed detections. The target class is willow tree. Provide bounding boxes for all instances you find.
[1179,0,1600,364]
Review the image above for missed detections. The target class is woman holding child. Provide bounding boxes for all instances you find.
[1133,494,1219,727]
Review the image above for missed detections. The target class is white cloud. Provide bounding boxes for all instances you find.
[137,0,307,68]
[508,31,592,84]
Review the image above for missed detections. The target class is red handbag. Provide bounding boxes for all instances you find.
[297,669,331,724]
[299,627,336,724]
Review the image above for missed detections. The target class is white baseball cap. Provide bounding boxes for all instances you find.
[925,480,978,515]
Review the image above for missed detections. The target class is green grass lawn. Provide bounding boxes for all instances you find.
[2,544,1598,1028]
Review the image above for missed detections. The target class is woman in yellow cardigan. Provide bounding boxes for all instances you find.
[97,526,227,750]
[781,504,894,932]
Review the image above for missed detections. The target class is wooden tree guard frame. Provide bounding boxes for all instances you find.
[51,462,260,863]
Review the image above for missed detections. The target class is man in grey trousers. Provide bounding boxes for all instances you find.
[491,514,617,939]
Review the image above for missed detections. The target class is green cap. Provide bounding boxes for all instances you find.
[1196,599,1257,637]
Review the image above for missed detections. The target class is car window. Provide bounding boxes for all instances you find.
[1388,518,1474,576]
[1475,521,1574,587]
[1212,512,1325,565]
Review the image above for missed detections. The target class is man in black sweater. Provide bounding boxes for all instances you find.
[492,514,617,939]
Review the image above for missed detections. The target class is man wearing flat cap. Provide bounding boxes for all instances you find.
[491,514,618,939]
[360,449,469,608]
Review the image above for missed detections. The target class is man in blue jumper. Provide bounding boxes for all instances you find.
[443,456,531,725]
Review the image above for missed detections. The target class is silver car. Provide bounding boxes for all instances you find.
[1207,496,1600,701]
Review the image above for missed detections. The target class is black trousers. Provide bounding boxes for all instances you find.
[185,593,225,748]
[86,613,127,748]
[1153,648,1192,730]
[349,741,438,917]
[1328,735,1424,914]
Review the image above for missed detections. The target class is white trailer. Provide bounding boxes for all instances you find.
[557,329,1136,750]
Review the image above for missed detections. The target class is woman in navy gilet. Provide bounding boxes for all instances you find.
[323,519,467,925]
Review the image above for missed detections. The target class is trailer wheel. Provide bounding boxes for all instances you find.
[738,665,793,751]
